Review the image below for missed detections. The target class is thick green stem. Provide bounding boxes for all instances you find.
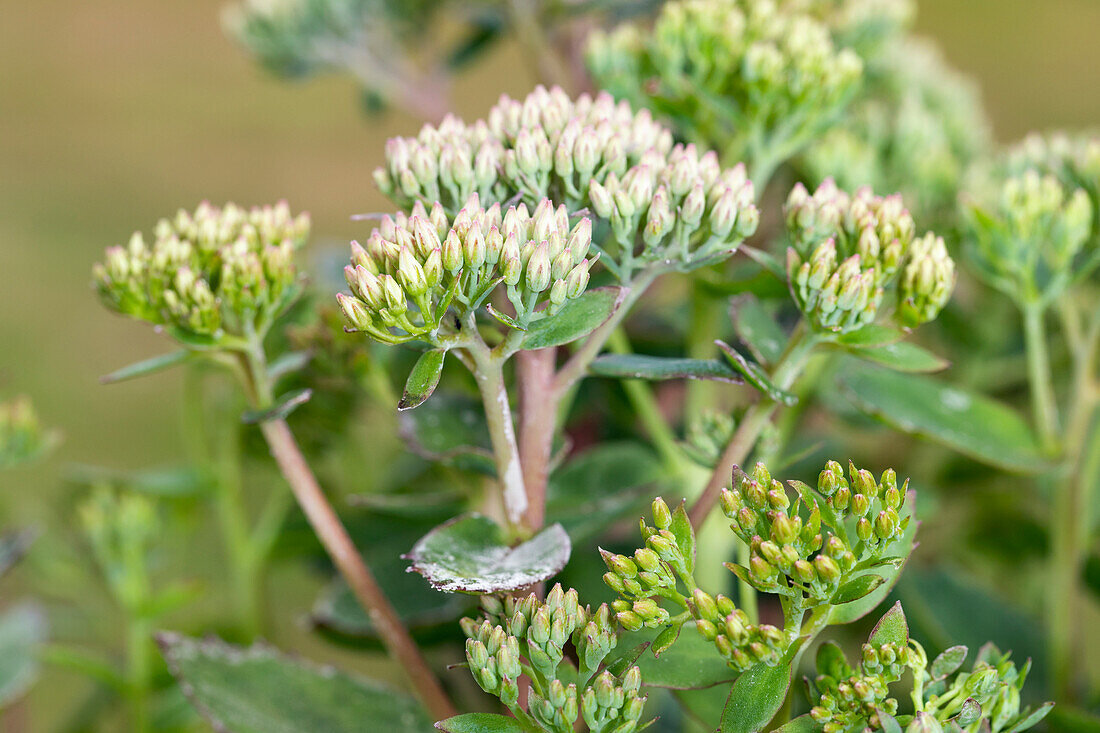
[240,342,455,720]
[517,348,557,532]
[182,367,263,637]
[688,325,819,527]
[1023,305,1060,453]
[684,284,724,422]
[126,617,152,733]
[1046,307,1099,701]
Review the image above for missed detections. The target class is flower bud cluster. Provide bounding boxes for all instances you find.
[683,410,736,467]
[224,0,441,113]
[721,461,910,603]
[785,180,953,331]
[601,497,696,631]
[0,396,54,470]
[94,201,309,340]
[1007,131,1100,193]
[374,86,672,215]
[810,642,914,732]
[464,586,647,732]
[920,647,1044,732]
[586,0,863,168]
[795,0,913,60]
[79,487,162,612]
[338,195,595,344]
[895,232,956,329]
[689,588,787,671]
[374,86,757,276]
[579,667,647,733]
[964,167,1092,307]
[801,38,990,226]
[587,147,759,273]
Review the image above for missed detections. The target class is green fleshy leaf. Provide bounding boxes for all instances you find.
[670,501,696,575]
[617,627,736,689]
[589,354,743,383]
[398,391,495,476]
[716,340,797,406]
[486,304,527,331]
[719,639,804,733]
[0,603,47,707]
[836,324,905,347]
[955,698,982,726]
[878,711,904,733]
[675,686,733,729]
[266,350,313,380]
[436,713,526,733]
[838,363,1050,472]
[398,349,447,411]
[868,601,909,647]
[652,620,683,657]
[100,349,194,384]
[840,342,950,373]
[406,514,571,594]
[546,442,660,543]
[832,574,885,605]
[930,646,968,680]
[1006,703,1054,732]
[157,634,430,732]
[165,327,227,351]
[521,287,623,350]
[732,295,786,365]
[815,641,848,677]
[241,388,312,424]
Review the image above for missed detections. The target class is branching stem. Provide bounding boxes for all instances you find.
[238,340,455,720]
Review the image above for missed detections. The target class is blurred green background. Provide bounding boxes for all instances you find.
[1,0,1098,729]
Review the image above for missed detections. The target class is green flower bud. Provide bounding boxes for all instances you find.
[814,555,841,582]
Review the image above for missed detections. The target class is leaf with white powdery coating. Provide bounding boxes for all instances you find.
[406,514,571,593]
[157,633,430,733]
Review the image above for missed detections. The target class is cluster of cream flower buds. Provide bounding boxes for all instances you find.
[338,194,595,343]
[721,461,909,602]
[1008,131,1100,191]
[374,86,673,215]
[965,168,1092,307]
[689,588,787,671]
[586,0,863,160]
[373,85,757,278]
[588,146,759,274]
[0,396,51,470]
[94,202,309,340]
[785,179,953,332]
[464,586,646,733]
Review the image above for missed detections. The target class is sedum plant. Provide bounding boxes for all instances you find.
[63,0,1081,731]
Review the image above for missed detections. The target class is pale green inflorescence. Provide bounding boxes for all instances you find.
[93,201,310,341]
[463,585,647,733]
[371,85,759,280]
[964,166,1093,308]
[337,196,596,344]
[801,37,991,226]
[784,179,955,333]
[810,640,1046,733]
[0,396,54,470]
[586,0,864,173]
